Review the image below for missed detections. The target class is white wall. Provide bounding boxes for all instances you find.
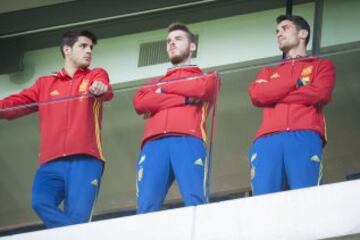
[2,180,360,240]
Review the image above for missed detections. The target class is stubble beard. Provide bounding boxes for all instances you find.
[169,50,191,65]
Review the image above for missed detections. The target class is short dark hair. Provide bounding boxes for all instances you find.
[168,22,195,43]
[60,30,97,57]
[276,15,311,46]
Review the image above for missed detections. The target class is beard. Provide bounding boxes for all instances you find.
[279,45,290,53]
[278,39,299,55]
[169,49,191,65]
[75,60,91,70]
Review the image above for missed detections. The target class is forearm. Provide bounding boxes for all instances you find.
[249,78,297,107]
[0,98,38,119]
[279,60,336,106]
[160,72,220,101]
[279,85,334,106]
[133,92,186,115]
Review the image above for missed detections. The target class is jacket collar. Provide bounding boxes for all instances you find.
[56,67,90,80]
[164,64,202,77]
[280,55,318,65]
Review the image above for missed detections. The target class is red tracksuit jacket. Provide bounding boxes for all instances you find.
[133,65,220,146]
[0,67,113,165]
[249,56,336,142]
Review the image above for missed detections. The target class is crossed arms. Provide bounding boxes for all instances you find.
[133,72,220,116]
[249,59,336,108]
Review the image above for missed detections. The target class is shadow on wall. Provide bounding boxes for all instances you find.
[9,62,35,85]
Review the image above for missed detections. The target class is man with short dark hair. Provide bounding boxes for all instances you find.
[0,30,113,227]
[133,22,220,213]
[248,15,336,195]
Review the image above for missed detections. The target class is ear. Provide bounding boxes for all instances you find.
[298,29,309,42]
[63,45,71,57]
[190,42,196,53]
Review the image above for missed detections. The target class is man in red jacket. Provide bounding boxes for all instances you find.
[248,15,335,195]
[0,30,113,227]
[133,22,220,213]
